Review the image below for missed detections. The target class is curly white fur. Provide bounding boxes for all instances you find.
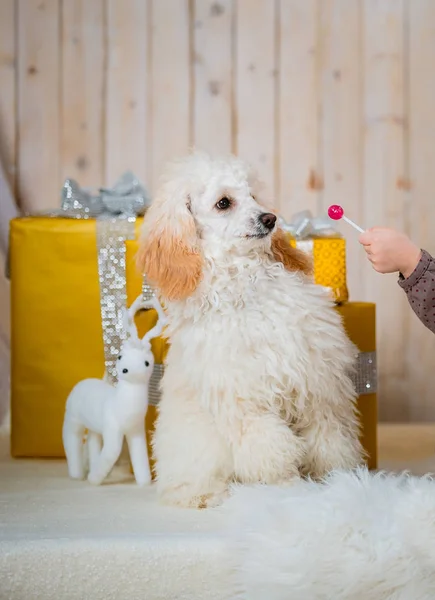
[138,152,364,509]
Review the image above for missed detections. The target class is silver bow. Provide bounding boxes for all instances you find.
[278,209,341,240]
[61,171,150,218]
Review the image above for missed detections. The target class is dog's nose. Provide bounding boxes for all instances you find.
[259,212,277,230]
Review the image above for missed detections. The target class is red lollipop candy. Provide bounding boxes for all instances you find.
[328,205,344,221]
[327,204,364,233]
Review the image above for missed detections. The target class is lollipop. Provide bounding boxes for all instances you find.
[327,205,364,234]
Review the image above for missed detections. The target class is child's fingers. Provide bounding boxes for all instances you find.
[358,230,373,246]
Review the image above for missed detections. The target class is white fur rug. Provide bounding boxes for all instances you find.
[223,469,435,600]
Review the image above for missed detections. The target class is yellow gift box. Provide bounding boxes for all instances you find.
[288,235,348,304]
[335,302,378,469]
[10,217,376,472]
[9,216,167,463]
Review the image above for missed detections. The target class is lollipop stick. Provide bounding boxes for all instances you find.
[342,216,364,234]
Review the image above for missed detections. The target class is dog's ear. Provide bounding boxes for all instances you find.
[271,228,313,276]
[136,181,203,302]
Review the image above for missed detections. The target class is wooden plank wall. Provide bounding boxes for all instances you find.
[1,0,434,421]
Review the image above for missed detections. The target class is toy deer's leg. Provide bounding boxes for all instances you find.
[116,439,132,473]
[87,426,124,485]
[87,432,102,472]
[126,429,151,486]
[62,417,86,480]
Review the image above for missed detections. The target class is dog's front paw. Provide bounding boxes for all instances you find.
[197,489,230,509]
[160,484,229,509]
[275,474,302,488]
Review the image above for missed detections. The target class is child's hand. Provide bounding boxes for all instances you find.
[358,227,422,278]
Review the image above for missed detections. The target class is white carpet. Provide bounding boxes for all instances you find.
[0,435,233,600]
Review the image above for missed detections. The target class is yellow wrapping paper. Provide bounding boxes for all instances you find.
[288,235,348,304]
[10,218,376,472]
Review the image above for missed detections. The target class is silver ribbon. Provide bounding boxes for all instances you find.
[148,353,375,404]
[350,351,377,395]
[278,209,342,240]
[149,364,165,406]
[95,214,136,382]
[142,275,156,303]
[144,352,376,405]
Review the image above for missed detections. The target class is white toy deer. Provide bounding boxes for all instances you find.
[62,294,166,486]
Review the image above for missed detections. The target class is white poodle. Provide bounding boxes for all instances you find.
[137,152,364,509]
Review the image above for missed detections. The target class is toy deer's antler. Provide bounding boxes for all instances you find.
[123,294,167,348]
[123,294,153,345]
[142,296,167,346]
[122,302,139,345]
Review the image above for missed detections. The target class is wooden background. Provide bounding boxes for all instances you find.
[1,0,434,421]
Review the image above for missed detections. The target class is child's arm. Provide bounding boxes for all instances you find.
[397,250,435,333]
[359,228,435,334]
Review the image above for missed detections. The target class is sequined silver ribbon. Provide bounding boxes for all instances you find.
[350,351,377,395]
[147,353,375,407]
[149,364,165,406]
[142,276,156,302]
[95,215,136,382]
[146,353,376,405]
[279,209,341,240]
[141,277,162,403]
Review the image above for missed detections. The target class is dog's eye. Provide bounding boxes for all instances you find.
[122,368,128,374]
[216,197,231,210]
[118,355,122,360]
[145,361,150,367]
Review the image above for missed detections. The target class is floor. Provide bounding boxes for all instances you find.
[378,423,435,475]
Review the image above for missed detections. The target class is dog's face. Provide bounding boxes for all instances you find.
[185,162,277,245]
[137,152,312,301]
